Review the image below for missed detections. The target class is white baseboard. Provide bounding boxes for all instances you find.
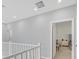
[41,56,50,59]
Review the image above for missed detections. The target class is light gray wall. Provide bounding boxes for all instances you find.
[3,5,76,57]
[2,24,9,42]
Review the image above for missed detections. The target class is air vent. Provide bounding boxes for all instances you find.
[35,1,45,8]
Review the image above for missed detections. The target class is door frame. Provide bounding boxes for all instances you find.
[50,17,76,59]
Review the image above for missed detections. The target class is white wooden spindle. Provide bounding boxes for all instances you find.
[32,49,34,59]
[21,53,23,59]
[3,42,40,59]
[26,52,27,59]
[34,48,36,59]
[14,56,16,59]
[29,50,31,59]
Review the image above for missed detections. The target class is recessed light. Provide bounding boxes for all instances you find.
[58,0,62,3]
[13,16,17,18]
[34,7,38,11]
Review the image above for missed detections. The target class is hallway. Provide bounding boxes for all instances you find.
[54,47,71,59]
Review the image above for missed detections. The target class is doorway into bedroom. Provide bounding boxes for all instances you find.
[51,20,72,59]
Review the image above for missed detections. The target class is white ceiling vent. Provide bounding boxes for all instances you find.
[35,1,45,8]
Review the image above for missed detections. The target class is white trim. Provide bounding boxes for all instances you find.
[41,56,50,59]
[49,17,75,59]
[50,18,73,24]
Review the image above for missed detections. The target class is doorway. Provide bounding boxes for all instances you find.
[54,21,72,59]
[50,18,76,59]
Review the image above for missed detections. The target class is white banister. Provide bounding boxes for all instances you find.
[3,42,40,59]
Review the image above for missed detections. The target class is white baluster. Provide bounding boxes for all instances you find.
[21,53,23,59]
[33,49,34,59]
[14,56,16,59]
[26,52,27,59]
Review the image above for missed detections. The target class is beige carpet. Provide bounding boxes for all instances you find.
[54,47,71,59]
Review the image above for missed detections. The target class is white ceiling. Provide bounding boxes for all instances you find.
[2,0,76,23]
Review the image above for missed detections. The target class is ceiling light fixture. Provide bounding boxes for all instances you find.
[34,7,38,11]
[58,0,62,3]
[13,16,17,18]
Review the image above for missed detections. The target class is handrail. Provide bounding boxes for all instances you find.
[2,42,39,46]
